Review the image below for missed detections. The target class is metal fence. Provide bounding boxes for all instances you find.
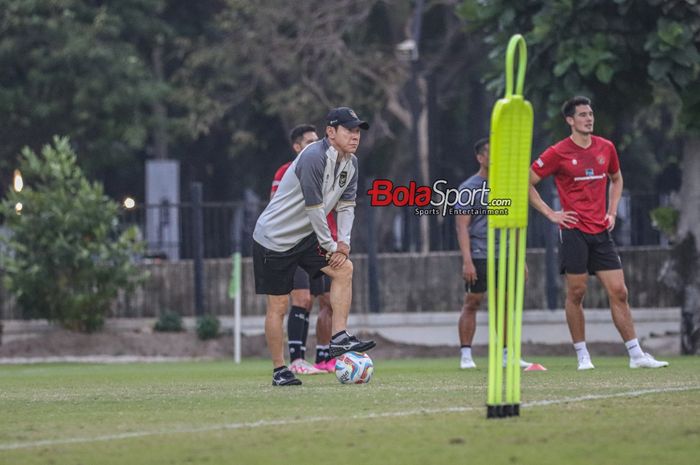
[122,202,264,260]
[0,190,673,319]
[119,191,664,260]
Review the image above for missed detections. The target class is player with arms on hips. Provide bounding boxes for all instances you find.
[253,107,376,386]
[455,138,533,370]
[270,124,336,375]
[529,96,668,370]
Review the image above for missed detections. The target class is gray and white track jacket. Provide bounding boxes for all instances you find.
[253,138,358,253]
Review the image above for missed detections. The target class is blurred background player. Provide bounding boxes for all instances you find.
[270,124,335,374]
[455,138,533,370]
[529,96,668,370]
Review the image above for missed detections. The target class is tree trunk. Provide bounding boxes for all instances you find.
[677,135,700,354]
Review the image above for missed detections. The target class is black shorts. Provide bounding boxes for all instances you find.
[292,268,328,296]
[293,268,310,290]
[559,228,622,275]
[254,234,328,295]
[310,274,331,296]
[464,259,497,294]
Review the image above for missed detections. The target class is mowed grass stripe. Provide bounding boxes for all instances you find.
[0,385,696,451]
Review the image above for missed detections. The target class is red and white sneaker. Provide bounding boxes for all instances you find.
[289,359,324,375]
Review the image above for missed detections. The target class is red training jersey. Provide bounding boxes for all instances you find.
[531,135,620,234]
[270,161,338,240]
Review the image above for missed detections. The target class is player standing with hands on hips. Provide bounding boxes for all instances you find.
[529,96,668,370]
[253,107,376,386]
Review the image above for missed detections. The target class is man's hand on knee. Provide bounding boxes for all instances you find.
[327,252,347,268]
[336,241,350,256]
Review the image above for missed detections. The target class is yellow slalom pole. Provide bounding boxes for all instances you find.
[487,226,497,410]
[513,227,528,412]
[505,227,517,413]
[494,229,507,409]
[486,33,534,418]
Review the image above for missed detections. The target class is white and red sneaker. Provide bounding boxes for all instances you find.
[289,359,324,375]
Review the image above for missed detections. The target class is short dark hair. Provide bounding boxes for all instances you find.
[289,124,317,145]
[561,96,591,118]
[473,138,489,156]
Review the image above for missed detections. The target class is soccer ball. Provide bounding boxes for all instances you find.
[335,352,374,384]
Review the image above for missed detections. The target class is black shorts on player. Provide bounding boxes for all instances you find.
[464,259,501,294]
[559,228,622,275]
[291,267,328,295]
[310,274,330,296]
[253,233,328,295]
[292,267,310,291]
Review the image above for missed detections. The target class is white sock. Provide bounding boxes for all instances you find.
[460,346,472,359]
[503,347,508,360]
[573,341,590,362]
[625,338,644,358]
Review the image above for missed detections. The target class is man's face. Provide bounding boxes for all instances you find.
[326,125,361,154]
[567,104,594,135]
[292,131,319,154]
[477,143,490,168]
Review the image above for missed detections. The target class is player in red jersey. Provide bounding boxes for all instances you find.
[271,124,336,375]
[529,96,668,370]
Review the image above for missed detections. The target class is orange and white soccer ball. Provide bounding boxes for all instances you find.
[335,352,374,384]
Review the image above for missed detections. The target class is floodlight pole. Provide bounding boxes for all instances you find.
[407,0,424,253]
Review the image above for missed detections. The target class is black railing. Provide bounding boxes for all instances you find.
[118,191,664,260]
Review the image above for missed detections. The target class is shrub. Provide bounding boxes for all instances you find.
[153,311,184,332]
[196,314,220,340]
[0,136,142,332]
[650,206,679,238]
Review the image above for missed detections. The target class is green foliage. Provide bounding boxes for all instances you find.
[196,314,220,340]
[178,1,400,155]
[0,1,485,202]
[650,206,680,237]
[0,0,223,181]
[457,0,700,191]
[459,0,700,130]
[153,311,184,333]
[0,136,143,332]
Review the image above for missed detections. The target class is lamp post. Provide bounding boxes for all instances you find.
[13,169,23,214]
[396,0,425,252]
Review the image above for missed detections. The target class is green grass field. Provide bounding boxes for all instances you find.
[1,356,699,465]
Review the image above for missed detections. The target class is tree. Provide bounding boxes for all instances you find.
[459,0,700,353]
[0,137,142,332]
[0,0,223,196]
[178,0,480,250]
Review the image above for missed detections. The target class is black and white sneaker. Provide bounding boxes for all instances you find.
[329,334,376,358]
[272,367,302,386]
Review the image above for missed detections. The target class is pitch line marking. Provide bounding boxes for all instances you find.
[0,386,696,451]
